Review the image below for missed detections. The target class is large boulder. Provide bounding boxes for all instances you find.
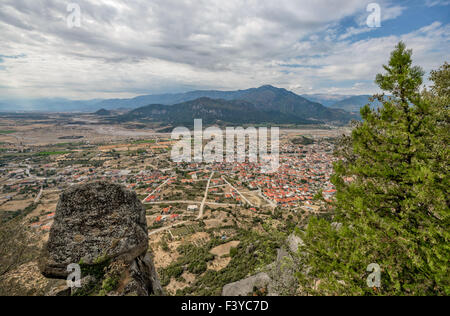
[222,233,304,296]
[222,273,272,296]
[39,181,162,296]
[287,234,304,253]
[124,253,163,296]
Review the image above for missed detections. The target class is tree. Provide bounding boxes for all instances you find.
[296,42,449,295]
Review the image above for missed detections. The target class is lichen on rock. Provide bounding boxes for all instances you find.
[39,181,163,296]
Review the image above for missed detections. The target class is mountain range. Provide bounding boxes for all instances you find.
[111,85,360,125]
[300,94,352,107]
[115,97,314,126]
[328,95,382,112]
[0,85,384,125]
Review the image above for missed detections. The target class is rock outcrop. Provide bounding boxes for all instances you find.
[39,181,163,296]
[222,272,272,296]
[222,233,304,296]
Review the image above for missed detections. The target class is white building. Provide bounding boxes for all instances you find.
[187,205,198,211]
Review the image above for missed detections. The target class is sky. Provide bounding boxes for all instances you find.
[0,0,449,100]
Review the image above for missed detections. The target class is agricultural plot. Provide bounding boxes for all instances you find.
[170,224,201,237]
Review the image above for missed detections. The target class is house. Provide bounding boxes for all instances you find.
[187,205,198,211]
[162,206,172,214]
[30,222,43,229]
[46,212,55,219]
[41,223,52,231]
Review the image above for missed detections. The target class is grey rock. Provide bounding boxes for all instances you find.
[246,243,256,255]
[46,284,71,297]
[40,181,148,278]
[276,248,290,263]
[222,272,271,296]
[123,253,163,296]
[287,234,304,253]
[268,248,298,296]
[40,181,163,296]
[223,233,305,297]
[331,222,343,231]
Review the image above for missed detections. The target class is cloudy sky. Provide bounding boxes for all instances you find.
[0,0,449,100]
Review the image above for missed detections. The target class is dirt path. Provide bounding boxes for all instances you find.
[222,176,254,207]
[146,200,236,207]
[148,221,189,236]
[34,186,43,204]
[142,177,172,203]
[197,171,215,220]
[258,188,276,209]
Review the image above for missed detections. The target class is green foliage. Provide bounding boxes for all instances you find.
[73,255,118,296]
[79,255,111,280]
[37,151,70,157]
[132,139,156,144]
[313,189,324,201]
[375,42,424,101]
[0,217,38,279]
[188,260,207,275]
[298,42,449,296]
[161,240,170,252]
[99,275,120,295]
[172,228,286,296]
[0,203,38,224]
[291,136,315,145]
[160,264,184,287]
[272,208,282,220]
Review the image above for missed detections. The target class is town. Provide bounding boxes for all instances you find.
[0,113,348,295]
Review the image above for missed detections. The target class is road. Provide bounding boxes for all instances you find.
[34,186,44,204]
[148,220,189,236]
[258,188,277,209]
[142,177,172,203]
[197,171,215,220]
[147,172,246,236]
[222,176,254,207]
[25,165,31,177]
[146,200,236,207]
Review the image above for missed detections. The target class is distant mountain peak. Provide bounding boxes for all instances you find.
[258,84,278,89]
[255,85,288,92]
[94,108,111,116]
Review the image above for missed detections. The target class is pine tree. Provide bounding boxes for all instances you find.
[297,42,449,295]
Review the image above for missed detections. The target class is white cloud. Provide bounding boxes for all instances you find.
[339,27,374,40]
[0,0,446,99]
[425,0,450,7]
